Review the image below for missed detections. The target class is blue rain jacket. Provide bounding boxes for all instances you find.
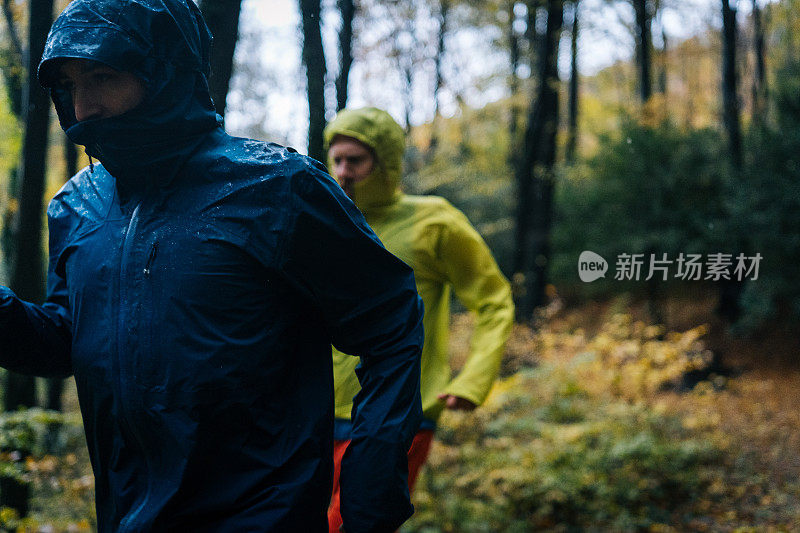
[0,1,424,531]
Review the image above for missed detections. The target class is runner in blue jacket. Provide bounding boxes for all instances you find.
[0,1,423,531]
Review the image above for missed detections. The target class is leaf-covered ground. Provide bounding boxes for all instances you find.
[405,300,800,532]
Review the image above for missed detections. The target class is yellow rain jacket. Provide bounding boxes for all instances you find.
[324,108,515,426]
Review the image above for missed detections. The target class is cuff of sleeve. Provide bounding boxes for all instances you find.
[335,417,436,441]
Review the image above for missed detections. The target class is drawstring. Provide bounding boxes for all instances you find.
[86,150,94,173]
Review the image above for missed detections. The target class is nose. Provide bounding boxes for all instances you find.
[72,85,103,122]
[334,161,352,182]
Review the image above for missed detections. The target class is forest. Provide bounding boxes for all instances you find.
[1,0,800,530]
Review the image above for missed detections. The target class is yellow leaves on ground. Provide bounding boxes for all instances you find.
[404,311,800,532]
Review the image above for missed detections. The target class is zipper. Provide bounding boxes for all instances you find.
[143,242,158,277]
[115,200,155,532]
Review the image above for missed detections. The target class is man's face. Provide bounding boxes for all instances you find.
[329,136,375,198]
[57,59,146,122]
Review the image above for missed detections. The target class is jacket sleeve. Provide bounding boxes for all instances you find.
[278,163,423,533]
[0,227,73,378]
[438,205,514,407]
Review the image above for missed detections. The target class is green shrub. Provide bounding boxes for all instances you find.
[0,408,94,531]
[405,367,721,532]
[550,118,731,299]
[728,61,800,331]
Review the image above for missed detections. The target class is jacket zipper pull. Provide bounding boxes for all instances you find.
[143,242,158,277]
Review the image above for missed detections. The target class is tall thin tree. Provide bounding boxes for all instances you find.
[565,0,579,162]
[658,23,668,94]
[721,0,742,169]
[335,0,355,111]
[751,0,766,119]
[655,0,668,95]
[299,0,327,162]
[199,0,243,118]
[525,0,541,74]
[45,135,78,414]
[508,0,521,163]
[392,5,418,136]
[1,0,55,517]
[428,0,450,157]
[633,0,653,102]
[513,0,563,321]
[718,0,743,322]
[5,0,55,410]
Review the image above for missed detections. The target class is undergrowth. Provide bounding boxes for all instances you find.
[404,311,800,532]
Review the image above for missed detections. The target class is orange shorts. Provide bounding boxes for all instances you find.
[327,429,435,533]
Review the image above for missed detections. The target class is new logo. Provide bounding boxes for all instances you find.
[578,251,608,282]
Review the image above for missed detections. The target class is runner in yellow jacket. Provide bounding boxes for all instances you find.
[324,107,515,532]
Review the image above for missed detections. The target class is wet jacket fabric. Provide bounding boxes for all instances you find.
[324,108,515,426]
[0,2,424,532]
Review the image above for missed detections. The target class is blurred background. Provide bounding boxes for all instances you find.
[1,0,799,530]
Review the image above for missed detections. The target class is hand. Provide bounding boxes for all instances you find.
[437,393,477,411]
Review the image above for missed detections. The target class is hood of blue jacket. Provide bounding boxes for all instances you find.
[38,0,220,186]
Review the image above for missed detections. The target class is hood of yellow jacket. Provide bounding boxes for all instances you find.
[324,107,405,211]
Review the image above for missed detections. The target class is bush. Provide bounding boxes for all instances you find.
[729,61,800,331]
[404,316,724,532]
[0,408,94,532]
[550,117,731,299]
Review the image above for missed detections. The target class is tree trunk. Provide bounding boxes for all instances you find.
[299,0,327,162]
[718,0,743,322]
[199,0,243,118]
[513,0,563,322]
[402,63,413,135]
[1,0,54,516]
[659,23,668,95]
[5,0,54,408]
[565,0,579,163]
[393,12,417,137]
[428,0,449,157]
[335,0,355,112]
[45,135,78,414]
[721,0,742,169]
[633,0,652,103]
[751,0,766,120]
[525,0,540,74]
[508,0,521,164]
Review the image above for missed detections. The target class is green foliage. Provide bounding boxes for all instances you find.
[406,366,721,532]
[1,408,61,457]
[405,310,800,531]
[0,86,21,282]
[0,87,21,174]
[728,61,800,331]
[0,408,83,477]
[550,117,730,297]
[0,408,95,531]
